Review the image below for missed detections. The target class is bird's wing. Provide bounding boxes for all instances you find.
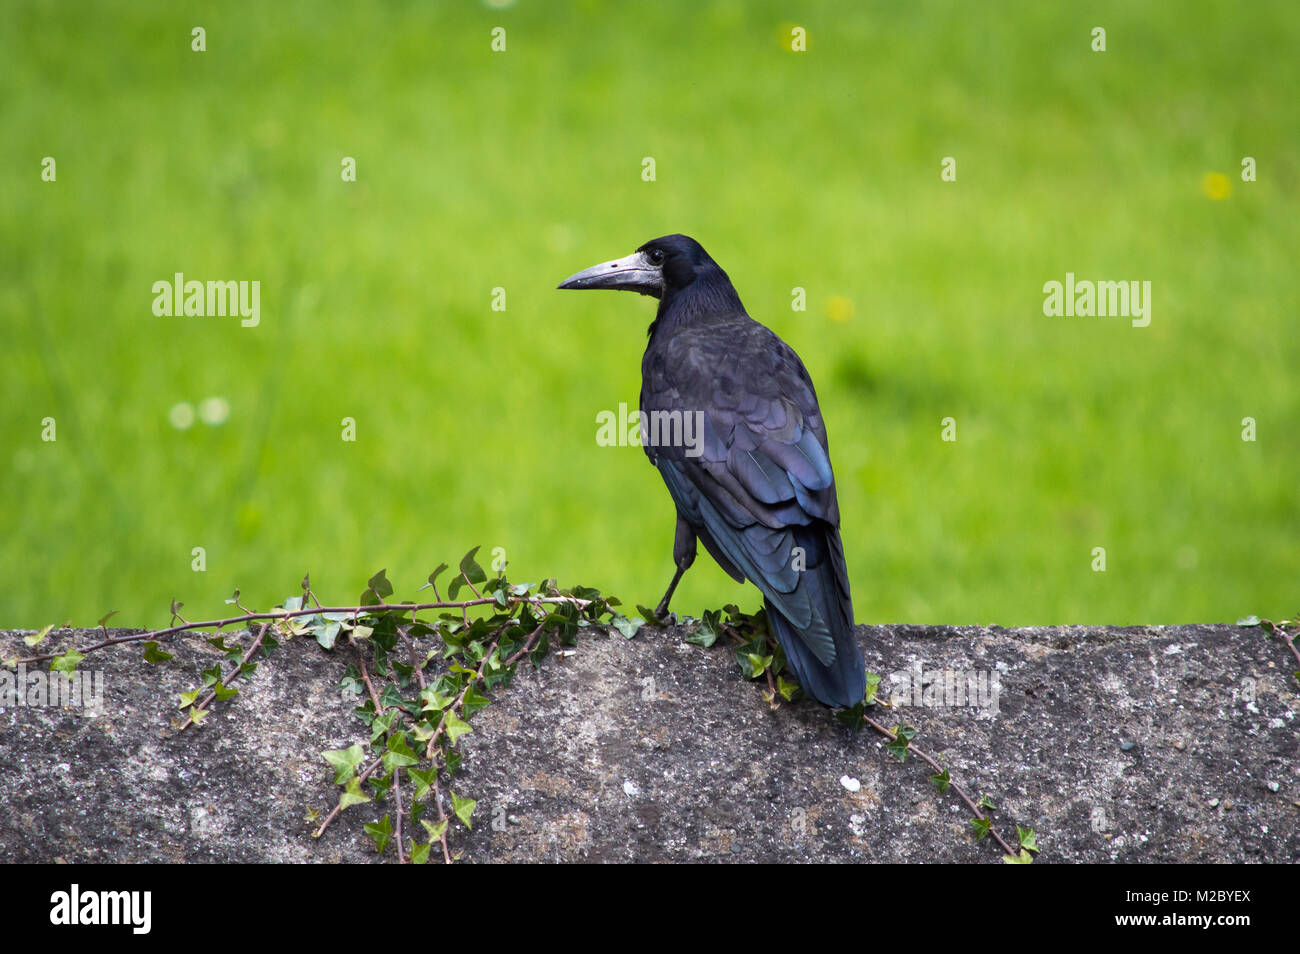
[642,321,851,668]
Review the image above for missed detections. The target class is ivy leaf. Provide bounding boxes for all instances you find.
[178,688,202,709]
[96,610,119,629]
[407,767,436,799]
[450,791,476,829]
[314,619,343,650]
[1017,826,1039,853]
[188,706,209,725]
[382,733,419,772]
[142,641,174,664]
[419,563,450,593]
[361,569,394,606]
[422,818,449,842]
[421,688,454,712]
[364,814,393,854]
[448,547,487,599]
[611,615,644,640]
[1002,849,1033,864]
[339,777,371,810]
[777,675,802,702]
[529,630,550,668]
[461,684,491,719]
[212,682,238,701]
[50,649,84,674]
[410,842,431,865]
[836,700,866,731]
[322,743,367,784]
[686,608,722,647]
[460,547,488,586]
[24,624,56,647]
[981,794,997,811]
[339,665,364,695]
[886,725,916,762]
[740,652,773,679]
[931,768,951,794]
[863,671,881,705]
[441,710,473,746]
[970,816,992,842]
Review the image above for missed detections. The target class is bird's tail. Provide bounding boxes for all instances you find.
[765,529,865,708]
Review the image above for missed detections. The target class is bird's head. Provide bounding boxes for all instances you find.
[557,234,721,301]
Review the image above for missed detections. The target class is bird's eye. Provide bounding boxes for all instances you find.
[647,248,666,265]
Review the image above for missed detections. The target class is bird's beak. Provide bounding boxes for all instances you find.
[557,249,664,298]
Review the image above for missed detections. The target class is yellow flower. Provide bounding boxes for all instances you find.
[826,295,854,323]
[1201,172,1232,200]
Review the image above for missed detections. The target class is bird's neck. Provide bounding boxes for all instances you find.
[647,277,747,340]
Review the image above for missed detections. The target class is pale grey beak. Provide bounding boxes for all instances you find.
[557,249,664,298]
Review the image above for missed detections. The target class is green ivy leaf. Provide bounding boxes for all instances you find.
[420,688,454,712]
[450,791,476,829]
[611,615,645,640]
[322,743,367,784]
[419,563,450,593]
[178,688,201,709]
[142,642,174,664]
[1017,826,1039,853]
[1003,849,1033,864]
[314,619,343,650]
[364,814,393,854]
[24,624,56,647]
[382,733,419,772]
[685,608,722,647]
[50,649,84,674]
[408,767,436,799]
[863,671,881,705]
[970,816,992,842]
[886,725,916,762]
[339,777,371,809]
[212,682,238,701]
[410,841,431,865]
[931,768,951,794]
[448,547,487,599]
[836,700,866,731]
[637,604,667,627]
[361,569,394,605]
[461,684,491,719]
[442,710,473,746]
[422,818,449,842]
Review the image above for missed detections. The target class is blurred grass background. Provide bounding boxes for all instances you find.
[2,0,1296,629]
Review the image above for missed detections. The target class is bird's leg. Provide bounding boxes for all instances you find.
[655,514,697,618]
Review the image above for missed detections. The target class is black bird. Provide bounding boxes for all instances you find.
[558,234,866,707]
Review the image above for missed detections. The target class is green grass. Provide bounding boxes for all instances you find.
[2,0,1297,629]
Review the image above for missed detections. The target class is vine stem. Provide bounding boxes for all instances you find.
[858,710,1020,858]
[14,595,592,665]
[177,622,271,731]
